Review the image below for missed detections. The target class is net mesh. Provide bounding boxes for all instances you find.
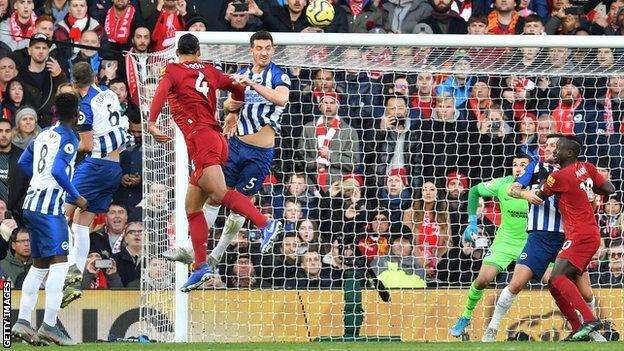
[136,42,624,342]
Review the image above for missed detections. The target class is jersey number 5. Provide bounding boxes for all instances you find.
[579,178,595,201]
[195,72,210,97]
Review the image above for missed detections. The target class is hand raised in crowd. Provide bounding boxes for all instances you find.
[176,0,187,16]
[246,0,264,17]
[106,258,118,276]
[86,256,99,275]
[593,14,609,28]
[46,57,62,77]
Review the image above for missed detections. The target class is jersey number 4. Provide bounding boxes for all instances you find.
[195,72,210,97]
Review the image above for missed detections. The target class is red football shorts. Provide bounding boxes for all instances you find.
[186,127,228,187]
[557,234,601,273]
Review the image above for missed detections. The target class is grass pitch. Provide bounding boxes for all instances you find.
[7,341,624,350]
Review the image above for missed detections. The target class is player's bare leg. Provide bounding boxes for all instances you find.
[483,264,533,341]
[549,258,602,341]
[451,264,500,337]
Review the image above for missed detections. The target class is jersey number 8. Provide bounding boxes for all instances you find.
[37,144,49,173]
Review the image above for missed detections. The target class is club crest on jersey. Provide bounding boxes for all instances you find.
[78,112,86,123]
[546,175,555,187]
[281,73,291,86]
[573,114,583,122]
[64,143,74,154]
[61,241,69,250]
[252,76,263,84]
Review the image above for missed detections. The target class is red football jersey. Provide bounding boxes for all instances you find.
[149,61,244,137]
[542,161,606,240]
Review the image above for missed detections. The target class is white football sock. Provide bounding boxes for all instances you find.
[71,223,90,273]
[587,296,596,313]
[18,267,48,323]
[43,262,69,326]
[488,286,518,330]
[66,225,76,267]
[209,212,245,262]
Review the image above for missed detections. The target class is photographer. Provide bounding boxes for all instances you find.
[81,249,123,289]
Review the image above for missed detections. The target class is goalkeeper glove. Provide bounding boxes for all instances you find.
[463,215,478,243]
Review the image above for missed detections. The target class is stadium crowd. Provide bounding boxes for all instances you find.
[0,0,623,291]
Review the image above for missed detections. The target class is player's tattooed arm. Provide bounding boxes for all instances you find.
[508,182,543,204]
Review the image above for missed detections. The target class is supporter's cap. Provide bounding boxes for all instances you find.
[452,50,472,62]
[522,112,537,122]
[177,33,200,55]
[447,171,469,189]
[318,91,340,105]
[476,75,491,85]
[388,167,408,186]
[15,106,38,126]
[263,173,279,186]
[412,23,433,34]
[342,173,364,187]
[29,33,50,48]
[185,14,208,31]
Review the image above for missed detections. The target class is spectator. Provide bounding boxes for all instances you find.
[249,0,348,33]
[17,33,68,127]
[11,106,40,149]
[185,13,206,31]
[53,0,103,60]
[223,2,260,31]
[282,198,303,233]
[417,0,467,34]
[518,113,553,161]
[10,15,67,76]
[109,78,139,121]
[227,254,259,289]
[370,235,427,288]
[496,74,538,121]
[382,0,432,34]
[590,0,624,35]
[403,180,450,273]
[446,170,468,246]
[0,57,18,100]
[410,72,435,119]
[272,173,318,220]
[149,0,186,51]
[90,202,128,258]
[296,218,321,253]
[1,78,32,122]
[0,0,36,51]
[467,13,487,34]
[293,251,332,288]
[598,196,622,243]
[299,93,360,192]
[436,51,475,111]
[80,249,123,289]
[260,232,299,288]
[415,92,470,180]
[104,0,143,54]
[364,95,420,189]
[378,168,413,222]
[113,109,142,220]
[144,257,172,290]
[37,0,69,24]
[68,30,103,82]
[340,0,383,33]
[465,78,492,123]
[319,175,368,238]
[112,221,143,287]
[122,25,151,105]
[185,0,229,30]
[487,0,523,34]
[522,13,545,34]
[592,239,624,287]
[0,119,28,222]
[0,202,17,261]
[0,227,31,285]
[516,113,537,146]
[321,237,348,285]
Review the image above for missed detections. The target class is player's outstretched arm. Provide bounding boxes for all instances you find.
[508,182,543,204]
[594,180,615,196]
[231,74,290,107]
[464,185,481,242]
[147,74,173,143]
[17,140,34,178]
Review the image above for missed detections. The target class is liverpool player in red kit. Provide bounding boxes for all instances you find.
[535,135,615,341]
[148,34,283,292]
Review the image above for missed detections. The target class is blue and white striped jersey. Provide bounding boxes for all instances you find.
[77,84,130,159]
[516,160,564,233]
[21,124,79,215]
[237,62,290,135]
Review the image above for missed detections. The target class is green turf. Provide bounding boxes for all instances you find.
[7,341,624,351]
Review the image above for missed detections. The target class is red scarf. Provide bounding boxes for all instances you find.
[151,10,183,51]
[105,5,136,44]
[487,10,520,34]
[90,270,109,289]
[603,89,615,135]
[125,49,140,105]
[551,98,582,135]
[315,116,340,192]
[419,212,440,247]
[411,94,434,119]
[9,11,36,43]
[67,14,89,42]
[467,97,492,122]
[349,1,363,16]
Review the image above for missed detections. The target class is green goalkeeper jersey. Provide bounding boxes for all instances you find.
[476,175,528,247]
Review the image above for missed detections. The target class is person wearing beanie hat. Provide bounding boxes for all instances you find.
[417,0,468,34]
[186,14,207,31]
[11,105,40,150]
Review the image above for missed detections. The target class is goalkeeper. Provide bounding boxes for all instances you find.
[450,154,531,337]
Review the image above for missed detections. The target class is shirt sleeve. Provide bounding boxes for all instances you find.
[476,177,505,198]
[149,72,173,123]
[51,134,80,200]
[515,160,537,188]
[17,140,35,178]
[586,162,606,189]
[271,68,291,88]
[541,170,567,196]
[76,99,94,132]
[214,68,245,101]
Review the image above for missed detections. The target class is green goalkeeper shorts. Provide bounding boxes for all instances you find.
[482,238,525,272]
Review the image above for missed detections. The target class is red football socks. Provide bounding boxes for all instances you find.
[222,190,268,229]
[187,211,208,267]
[551,275,595,327]
[549,282,581,330]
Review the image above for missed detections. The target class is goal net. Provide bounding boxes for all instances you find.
[134,33,624,343]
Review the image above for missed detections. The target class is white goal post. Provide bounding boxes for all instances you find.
[135,32,624,343]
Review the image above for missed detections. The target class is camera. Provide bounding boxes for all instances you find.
[396,116,406,128]
[95,259,113,269]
